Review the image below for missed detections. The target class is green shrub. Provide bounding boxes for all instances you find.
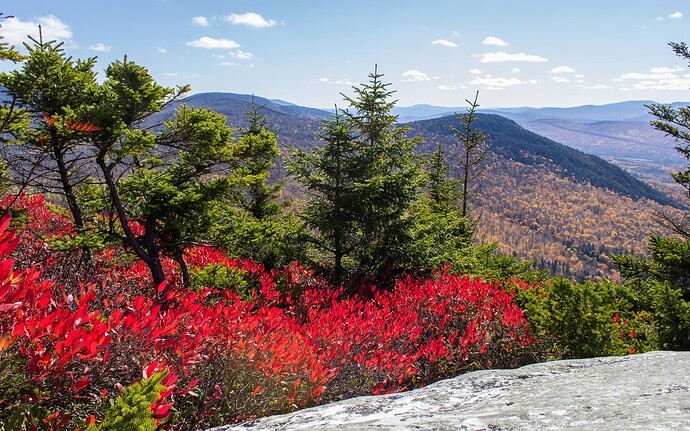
[515,278,656,359]
[89,371,168,431]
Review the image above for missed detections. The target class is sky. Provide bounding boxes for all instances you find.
[1,1,689,109]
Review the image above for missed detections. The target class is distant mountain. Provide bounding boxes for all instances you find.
[408,114,679,209]
[392,104,461,122]
[180,92,332,122]
[481,101,690,184]
[393,100,690,124]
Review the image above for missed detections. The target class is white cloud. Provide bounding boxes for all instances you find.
[89,43,111,52]
[629,79,690,91]
[511,68,521,73]
[156,47,168,54]
[438,84,463,90]
[655,16,664,22]
[549,65,575,74]
[318,78,353,85]
[432,39,458,48]
[477,51,548,63]
[225,12,276,28]
[669,12,683,19]
[402,69,430,82]
[619,67,690,90]
[574,74,584,78]
[163,72,179,77]
[230,50,253,60]
[650,66,681,74]
[481,36,509,46]
[470,76,527,88]
[552,76,570,83]
[192,16,210,27]
[0,14,72,45]
[219,61,237,66]
[469,68,482,75]
[621,72,678,80]
[186,37,240,49]
[586,84,609,90]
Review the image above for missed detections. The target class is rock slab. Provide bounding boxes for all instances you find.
[210,351,690,431]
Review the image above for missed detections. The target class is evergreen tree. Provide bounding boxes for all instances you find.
[341,66,423,280]
[287,108,360,284]
[289,67,423,285]
[211,102,305,270]
[0,36,98,230]
[0,13,25,139]
[409,143,474,271]
[450,91,488,219]
[236,101,282,220]
[118,104,238,289]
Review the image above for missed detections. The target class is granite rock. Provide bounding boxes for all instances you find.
[210,351,690,431]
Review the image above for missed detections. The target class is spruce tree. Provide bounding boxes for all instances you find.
[210,102,305,270]
[289,67,423,285]
[341,66,423,280]
[450,91,488,219]
[287,108,360,284]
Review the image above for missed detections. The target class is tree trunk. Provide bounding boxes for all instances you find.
[97,154,169,309]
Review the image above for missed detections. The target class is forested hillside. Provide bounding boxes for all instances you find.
[475,154,677,280]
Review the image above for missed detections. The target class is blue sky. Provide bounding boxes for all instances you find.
[1,1,689,109]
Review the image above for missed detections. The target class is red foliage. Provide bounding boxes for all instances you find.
[0,196,535,430]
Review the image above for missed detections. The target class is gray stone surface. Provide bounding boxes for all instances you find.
[210,351,690,431]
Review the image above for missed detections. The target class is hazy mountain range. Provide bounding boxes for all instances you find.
[392,100,690,184]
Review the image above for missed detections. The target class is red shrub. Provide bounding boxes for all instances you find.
[1,196,535,430]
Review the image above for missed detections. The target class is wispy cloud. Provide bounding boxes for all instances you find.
[619,67,690,90]
[156,47,168,54]
[549,65,575,74]
[230,50,253,60]
[621,72,679,80]
[477,51,547,63]
[585,84,609,90]
[0,14,72,45]
[650,66,682,74]
[551,76,570,83]
[669,12,683,19]
[318,77,354,85]
[89,43,111,52]
[402,69,430,82]
[481,36,509,46]
[186,37,240,49]
[470,75,535,89]
[224,12,276,28]
[192,16,210,27]
[432,39,458,48]
[438,84,464,90]
[469,68,482,75]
